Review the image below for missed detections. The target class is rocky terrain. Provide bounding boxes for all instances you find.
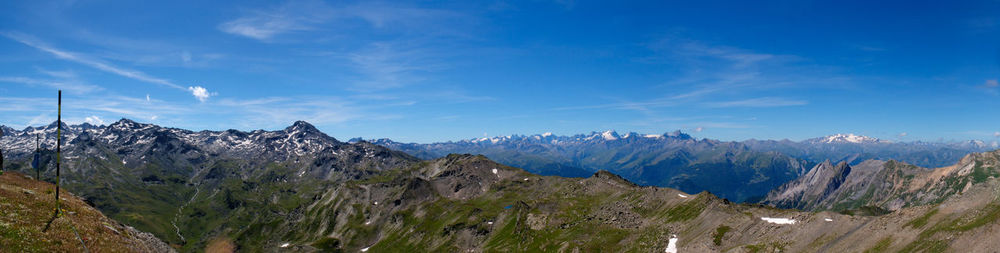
[764,150,1000,212]
[271,154,1000,252]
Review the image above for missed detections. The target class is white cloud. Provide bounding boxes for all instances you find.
[84,115,104,125]
[146,94,151,102]
[994,131,1000,137]
[706,97,808,108]
[188,86,215,102]
[898,132,908,137]
[693,127,704,132]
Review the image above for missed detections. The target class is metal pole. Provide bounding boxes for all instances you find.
[56,90,61,212]
[36,134,40,179]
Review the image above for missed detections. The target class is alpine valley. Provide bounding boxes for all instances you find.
[2,119,1000,252]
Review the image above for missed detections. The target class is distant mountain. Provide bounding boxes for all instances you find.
[806,133,886,144]
[763,150,1000,211]
[371,130,810,203]
[745,133,996,168]
[369,131,995,203]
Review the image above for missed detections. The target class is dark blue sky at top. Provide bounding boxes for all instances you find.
[0,0,998,143]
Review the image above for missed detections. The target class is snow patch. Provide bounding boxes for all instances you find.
[361,247,370,252]
[677,194,688,198]
[824,218,833,222]
[492,169,498,175]
[280,243,290,248]
[761,217,797,225]
[665,234,678,253]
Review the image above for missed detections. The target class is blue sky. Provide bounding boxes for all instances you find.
[1,0,999,143]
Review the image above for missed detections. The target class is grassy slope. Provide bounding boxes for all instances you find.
[0,171,167,252]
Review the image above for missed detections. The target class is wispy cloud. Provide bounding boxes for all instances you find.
[212,96,398,129]
[219,1,468,41]
[84,115,104,125]
[0,94,192,127]
[348,42,446,90]
[2,32,215,101]
[557,37,839,114]
[0,76,102,94]
[980,79,999,95]
[705,97,808,108]
[218,0,333,40]
[985,79,999,87]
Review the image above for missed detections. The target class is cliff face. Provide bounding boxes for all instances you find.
[764,150,1000,211]
[764,161,854,210]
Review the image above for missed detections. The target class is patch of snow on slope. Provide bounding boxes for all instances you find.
[761,217,797,224]
[678,194,688,198]
[665,234,678,253]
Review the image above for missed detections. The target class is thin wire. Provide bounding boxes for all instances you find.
[66,218,91,253]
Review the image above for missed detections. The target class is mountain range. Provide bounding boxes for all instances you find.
[371,130,810,203]
[2,119,1000,252]
[1,119,417,251]
[369,130,994,203]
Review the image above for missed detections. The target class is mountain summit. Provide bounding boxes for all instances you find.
[809,133,885,144]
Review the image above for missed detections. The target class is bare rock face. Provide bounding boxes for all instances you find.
[764,150,1000,212]
[764,161,852,210]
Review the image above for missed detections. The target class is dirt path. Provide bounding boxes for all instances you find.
[171,186,200,242]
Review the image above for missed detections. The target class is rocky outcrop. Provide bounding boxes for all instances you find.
[764,150,1000,211]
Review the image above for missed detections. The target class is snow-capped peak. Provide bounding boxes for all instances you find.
[818,133,882,144]
[541,132,553,137]
[601,130,619,141]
